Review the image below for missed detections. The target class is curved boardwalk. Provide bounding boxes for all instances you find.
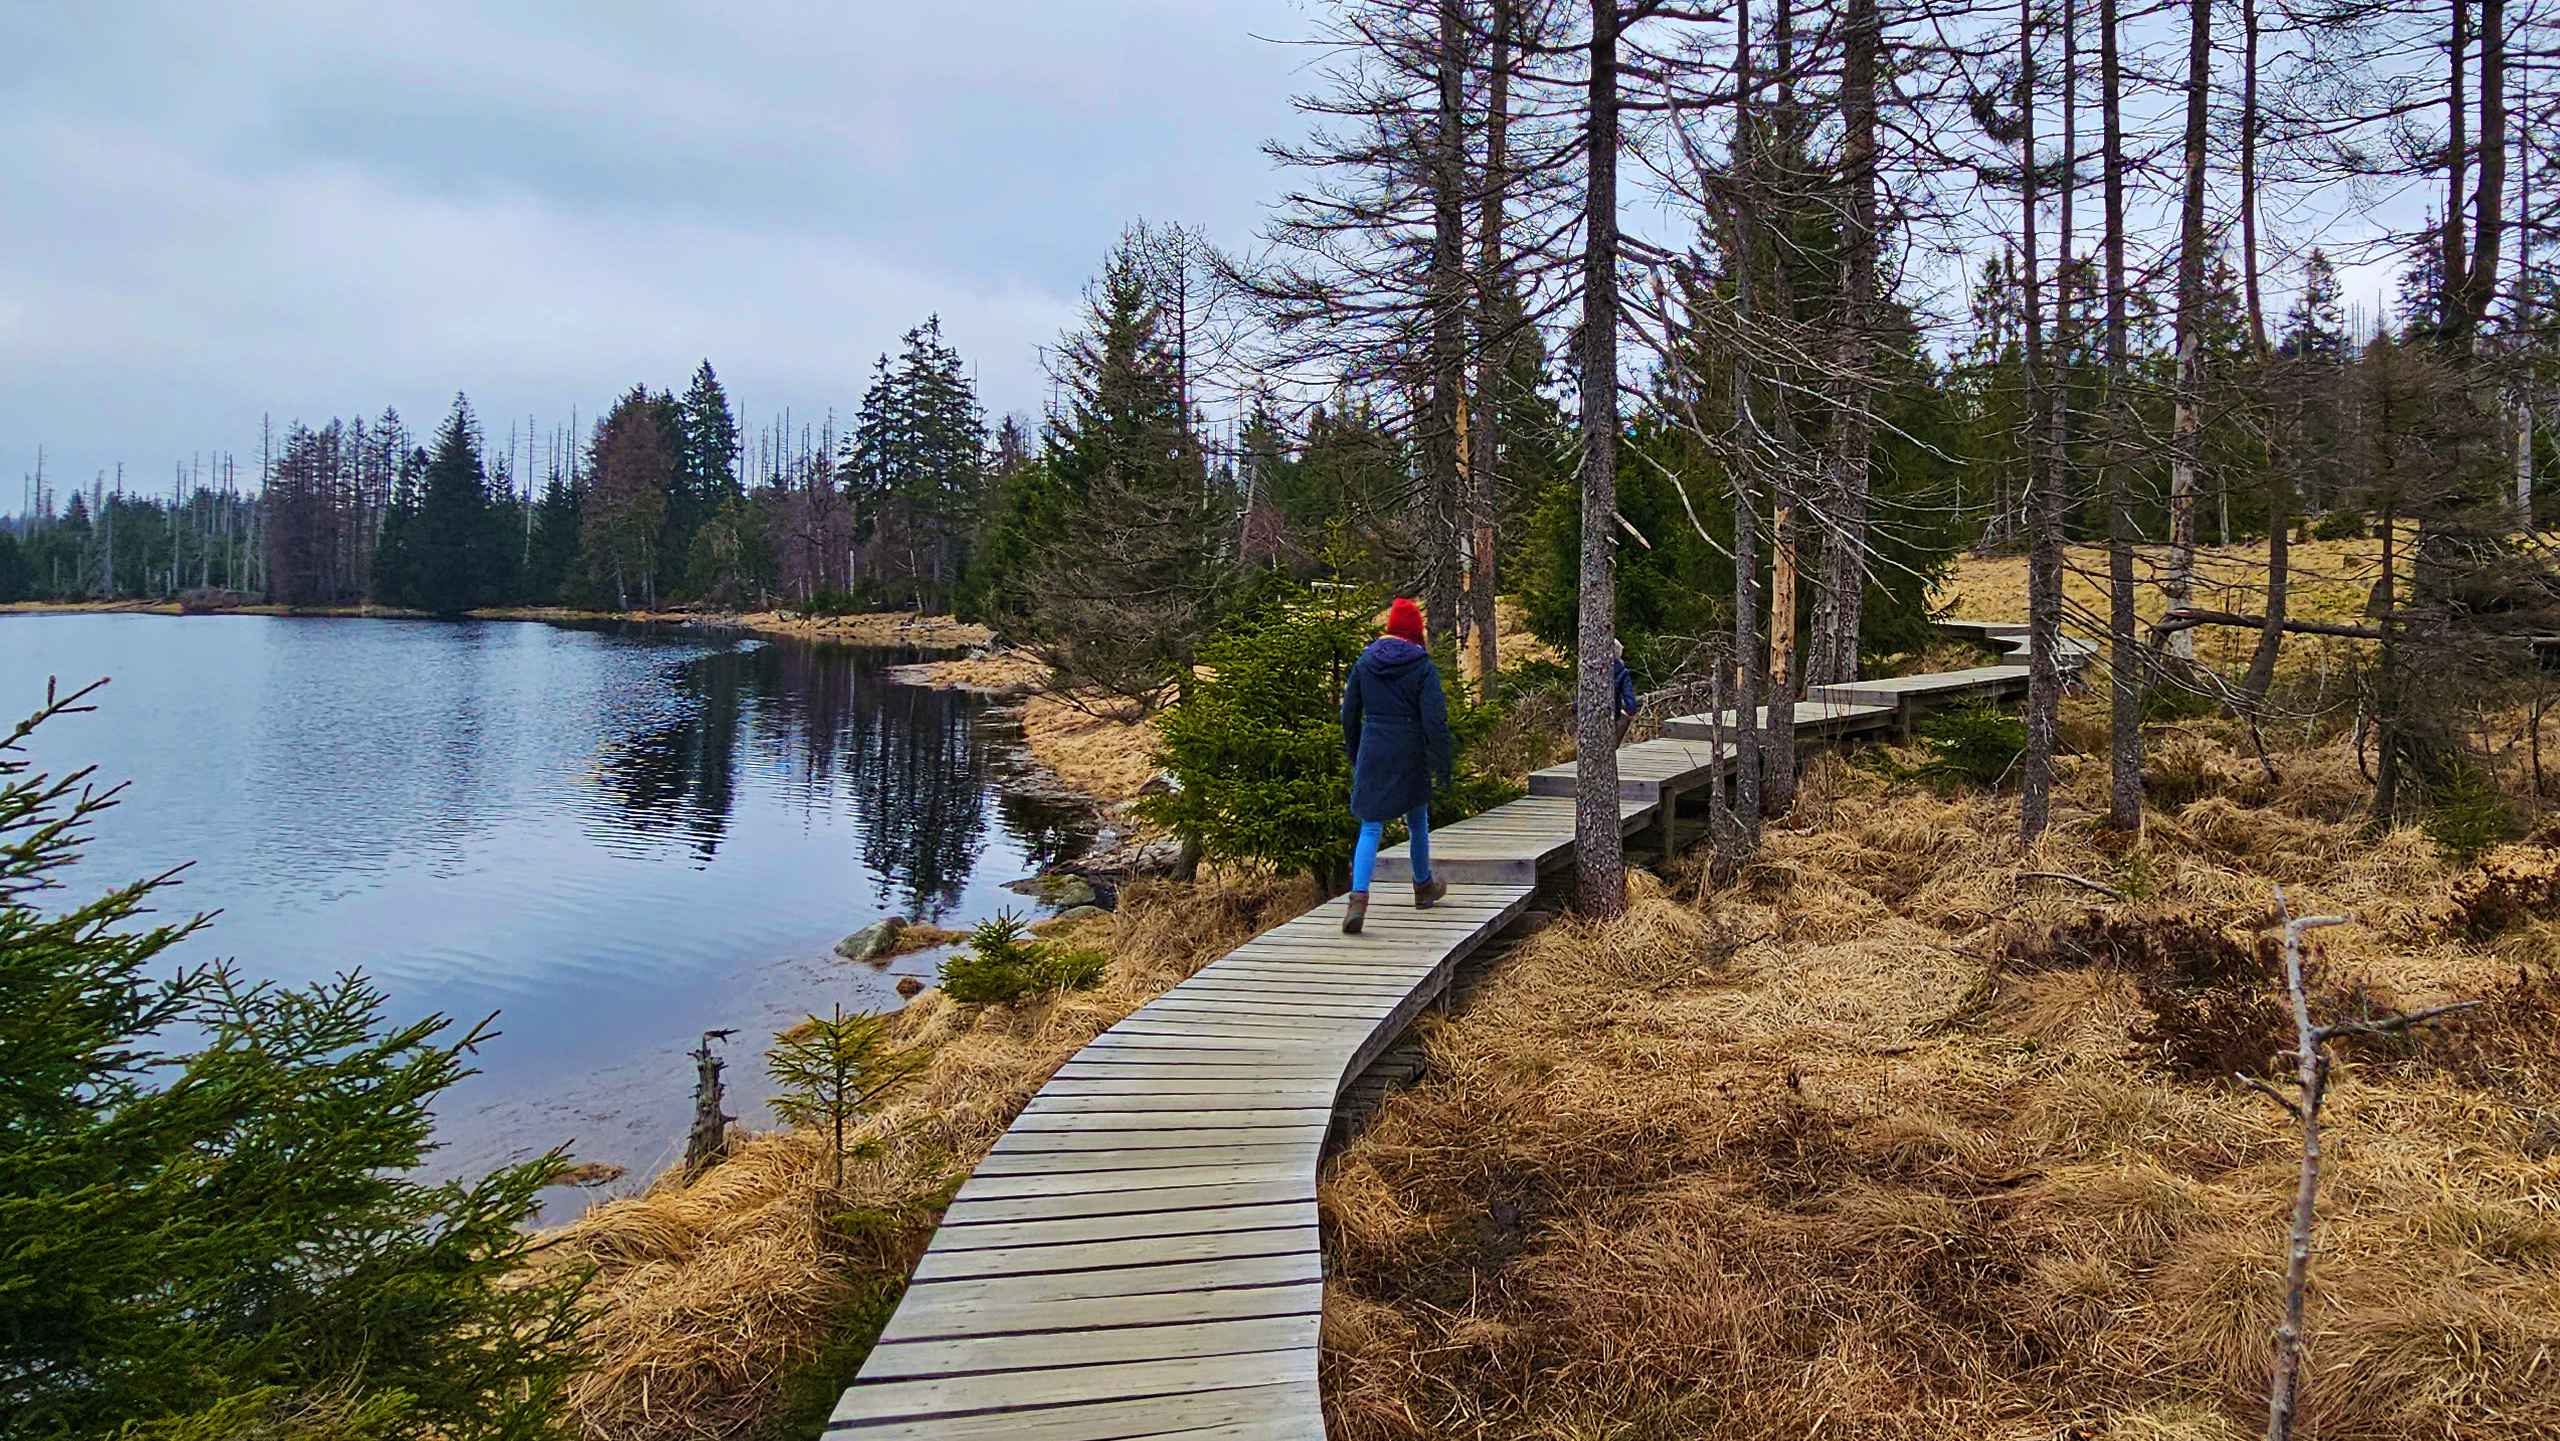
[825,625,2076,1440]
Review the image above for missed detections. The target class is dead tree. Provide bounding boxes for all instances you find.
[1804,0,1882,689]
[2161,0,2214,666]
[2020,0,2061,845]
[1574,0,1630,918]
[685,1028,736,1180]
[2241,890,2476,1441]
[2100,0,2143,831]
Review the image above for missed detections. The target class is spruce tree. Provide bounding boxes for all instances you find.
[410,396,493,615]
[525,468,584,605]
[848,317,986,610]
[0,683,588,1439]
[667,362,742,601]
[1019,236,1225,708]
[369,446,429,607]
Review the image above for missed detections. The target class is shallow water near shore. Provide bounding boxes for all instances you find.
[5,613,1096,1221]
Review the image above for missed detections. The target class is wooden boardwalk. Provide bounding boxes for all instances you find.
[825,625,2085,1439]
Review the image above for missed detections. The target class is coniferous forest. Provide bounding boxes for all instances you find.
[10,2,2560,1439]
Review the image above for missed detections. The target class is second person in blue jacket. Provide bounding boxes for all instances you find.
[1340,596,1452,934]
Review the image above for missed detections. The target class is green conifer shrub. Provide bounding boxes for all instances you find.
[1902,702,2030,791]
[765,1006,922,1192]
[938,913,1106,1005]
[1139,581,1519,893]
[0,682,589,1440]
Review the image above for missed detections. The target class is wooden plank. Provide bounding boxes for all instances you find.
[1076,1036,1335,1058]
[1044,1065,1343,1084]
[887,1252,1324,1316]
[993,1122,1332,1152]
[1005,1112,1336,1137]
[828,1379,1322,1441]
[1133,1001,1391,1026]
[940,1177,1315,1225]
[1020,1092,1334,1117]
[971,1144,1323,1177]
[860,1313,1321,1382]
[830,1348,1318,1429]
[910,1226,1319,1285]
[950,1160,1311,1202]
[1168,975,1423,998]
[1035,1072,1339,1092]
[930,1199,1318,1252]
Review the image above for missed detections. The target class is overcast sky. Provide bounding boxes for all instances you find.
[2,0,1311,498]
[6,2,2440,507]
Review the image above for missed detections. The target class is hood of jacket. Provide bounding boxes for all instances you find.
[1359,635,1430,679]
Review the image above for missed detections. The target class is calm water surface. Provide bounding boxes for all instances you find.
[4,614,1093,1219]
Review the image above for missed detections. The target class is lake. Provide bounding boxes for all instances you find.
[3,614,1095,1220]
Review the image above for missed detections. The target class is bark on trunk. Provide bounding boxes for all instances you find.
[1761,0,1800,817]
[2102,0,2141,830]
[1471,0,1512,684]
[2163,0,2213,666]
[1806,0,1879,689]
[2239,0,2287,707]
[1729,0,1765,854]
[2021,0,2061,846]
[1427,0,1470,651]
[1574,0,1628,918]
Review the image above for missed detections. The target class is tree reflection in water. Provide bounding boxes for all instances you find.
[588,631,1093,916]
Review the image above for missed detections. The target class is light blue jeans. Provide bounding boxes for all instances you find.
[1350,805,1431,893]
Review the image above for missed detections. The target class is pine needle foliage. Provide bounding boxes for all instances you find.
[938,913,1106,1005]
[1141,578,1519,892]
[1902,702,2031,791]
[765,1005,922,1190]
[0,680,589,1441]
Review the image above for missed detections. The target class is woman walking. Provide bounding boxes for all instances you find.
[1340,597,1453,934]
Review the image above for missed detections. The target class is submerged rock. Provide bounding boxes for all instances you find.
[1002,873,1097,908]
[835,916,908,964]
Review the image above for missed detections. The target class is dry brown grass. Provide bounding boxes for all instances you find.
[1938,536,2389,698]
[1017,693,1164,806]
[889,648,1049,696]
[540,867,1316,1441]
[1320,727,2560,1441]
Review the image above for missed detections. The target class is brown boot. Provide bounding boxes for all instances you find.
[1342,891,1369,934]
[1413,877,1447,909]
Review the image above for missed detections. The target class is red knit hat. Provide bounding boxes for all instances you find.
[1385,597,1425,644]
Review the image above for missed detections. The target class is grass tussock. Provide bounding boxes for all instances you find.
[539,867,1314,1441]
[1322,716,2560,1441]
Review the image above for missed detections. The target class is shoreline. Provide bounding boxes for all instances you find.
[1,597,996,650]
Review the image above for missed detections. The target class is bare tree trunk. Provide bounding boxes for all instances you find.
[1471,0,1513,684]
[1730,0,1765,853]
[1427,0,1470,651]
[2021,0,2061,846]
[1807,0,1879,689]
[685,1030,732,1180]
[2238,0,2288,706]
[2163,0,2212,667]
[1574,0,1628,918]
[2102,0,2142,830]
[2518,53,2537,528]
[1761,0,1800,816]
[2372,485,2404,820]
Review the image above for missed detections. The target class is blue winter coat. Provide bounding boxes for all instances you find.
[1613,658,1640,716]
[1340,637,1453,822]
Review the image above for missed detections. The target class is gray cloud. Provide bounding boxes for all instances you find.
[1,0,1307,495]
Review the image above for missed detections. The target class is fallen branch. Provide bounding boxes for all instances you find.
[2244,889,2479,1441]
[2151,608,2383,642]
[2017,870,2127,902]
